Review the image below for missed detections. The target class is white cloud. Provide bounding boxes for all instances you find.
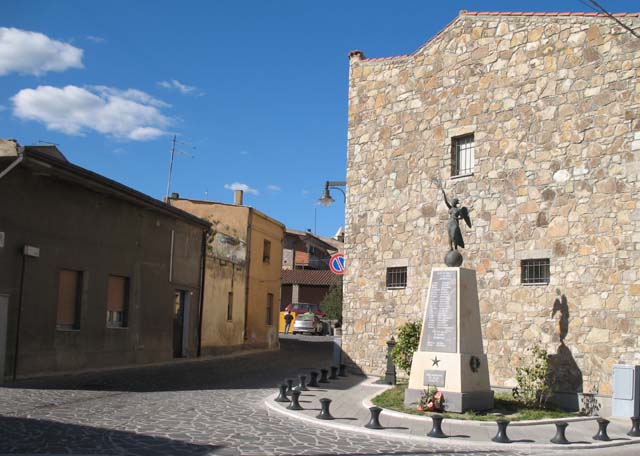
[12,85,170,141]
[224,182,259,195]
[267,184,281,192]
[86,35,106,44]
[0,27,83,76]
[158,79,201,95]
[92,86,169,108]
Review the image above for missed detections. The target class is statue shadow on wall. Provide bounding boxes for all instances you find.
[547,289,583,409]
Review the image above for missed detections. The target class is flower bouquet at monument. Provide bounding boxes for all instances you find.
[417,385,444,412]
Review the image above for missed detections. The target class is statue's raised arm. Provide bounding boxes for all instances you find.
[441,188,451,209]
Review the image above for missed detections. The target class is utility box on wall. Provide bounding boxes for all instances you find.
[612,365,640,417]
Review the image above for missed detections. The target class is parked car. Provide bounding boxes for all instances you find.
[292,312,325,335]
[285,302,326,318]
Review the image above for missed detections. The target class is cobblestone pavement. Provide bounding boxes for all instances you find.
[0,339,557,455]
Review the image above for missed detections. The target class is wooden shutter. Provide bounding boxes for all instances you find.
[57,270,80,327]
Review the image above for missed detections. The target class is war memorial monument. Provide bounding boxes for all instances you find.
[405,181,494,412]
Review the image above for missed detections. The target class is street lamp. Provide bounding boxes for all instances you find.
[319,180,346,207]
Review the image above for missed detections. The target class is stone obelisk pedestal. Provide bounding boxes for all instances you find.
[404,267,493,413]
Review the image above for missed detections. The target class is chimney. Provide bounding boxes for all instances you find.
[171,192,179,199]
[234,190,244,206]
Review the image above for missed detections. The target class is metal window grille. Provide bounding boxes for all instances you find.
[521,259,550,285]
[263,240,271,263]
[386,267,407,289]
[266,293,274,325]
[451,134,475,177]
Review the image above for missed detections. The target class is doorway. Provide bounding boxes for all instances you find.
[173,290,190,358]
[0,294,8,382]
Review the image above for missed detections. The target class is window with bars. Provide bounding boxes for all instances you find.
[227,292,233,321]
[266,293,274,325]
[521,259,550,285]
[386,267,407,289]
[451,134,475,177]
[263,239,271,263]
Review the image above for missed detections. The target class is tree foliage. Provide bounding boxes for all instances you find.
[391,321,421,375]
[321,281,343,325]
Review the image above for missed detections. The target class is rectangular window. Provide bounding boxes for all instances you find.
[266,293,274,325]
[227,292,233,321]
[263,240,271,263]
[57,270,82,330]
[386,267,407,289]
[521,259,550,285]
[106,275,129,328]
[451,134,475,177]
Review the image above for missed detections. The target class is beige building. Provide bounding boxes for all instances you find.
[169,191,285,352]
[343,11,640,400]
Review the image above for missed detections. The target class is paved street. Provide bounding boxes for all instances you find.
[0,338,631,455]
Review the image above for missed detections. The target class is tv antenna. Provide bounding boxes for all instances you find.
[165,134,195,200]
[37,140,60,146]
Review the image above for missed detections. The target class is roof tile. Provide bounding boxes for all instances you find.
[282,269,341,286]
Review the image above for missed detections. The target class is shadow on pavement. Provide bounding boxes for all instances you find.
[4,338,353,393]
[0,416,222,455]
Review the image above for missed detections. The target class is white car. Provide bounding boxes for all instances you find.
[292,313,325,335]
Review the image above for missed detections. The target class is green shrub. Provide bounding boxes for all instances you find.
[320,281,343,324]
[391,321,421,375]
[512,343,555,409]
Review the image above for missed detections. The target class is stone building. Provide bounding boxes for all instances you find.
[0,140,209,381]
[169,191,285,351]
[343,11,640,399]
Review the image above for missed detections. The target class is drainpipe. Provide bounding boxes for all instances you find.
[12,252,27,381]
[243,209,253,342]
[196,228,207,357]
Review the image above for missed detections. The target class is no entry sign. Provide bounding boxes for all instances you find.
[329,253,345,275]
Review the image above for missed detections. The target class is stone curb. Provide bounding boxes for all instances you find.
[359,377,600,427]
[264,380,640,451]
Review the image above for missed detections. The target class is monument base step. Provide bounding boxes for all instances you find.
[404,388,494,413]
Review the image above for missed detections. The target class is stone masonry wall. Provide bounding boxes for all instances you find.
[343,12,640,395]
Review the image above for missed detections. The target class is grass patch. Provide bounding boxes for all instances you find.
[372,384,575,421]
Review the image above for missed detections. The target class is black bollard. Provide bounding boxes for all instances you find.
[319,368,329,383]
[298,374,309,391]
[628,416,640,437]
[317,398,334,420]
[339,363,347,377]
[287,390,303,410]
[285,378,294,393]
[308,371,319,387]
[593,417,611,441]
[492,419,512,443]
[329,366,339,380]
[427,414,447,438]
[550,421,570,444]
[275,383,289,402]
[365,406,383,429]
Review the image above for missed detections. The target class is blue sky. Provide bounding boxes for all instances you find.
[1,0,634,237]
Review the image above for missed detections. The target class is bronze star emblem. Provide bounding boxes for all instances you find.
[431,356,440,367]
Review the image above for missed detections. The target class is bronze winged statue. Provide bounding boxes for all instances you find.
[433,178,471,251]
